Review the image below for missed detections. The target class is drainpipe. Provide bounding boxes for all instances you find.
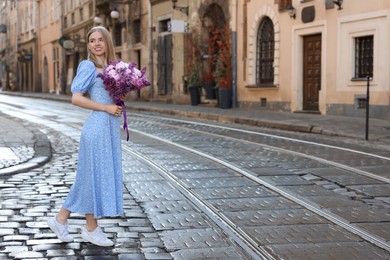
[60,0,66,94]
[34,0,39,92]
[15,0,19,92]
[4,1,11,91]
[0,5,2,86]
[148,0,154,99]
[231,0,238,108]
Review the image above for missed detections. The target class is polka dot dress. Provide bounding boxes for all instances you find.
[63,60,124,218]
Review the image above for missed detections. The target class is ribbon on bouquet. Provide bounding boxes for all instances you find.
[116,100,129,141]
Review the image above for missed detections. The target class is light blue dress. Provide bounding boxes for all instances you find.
[63,60,124,218]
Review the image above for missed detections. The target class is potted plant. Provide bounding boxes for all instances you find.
[202,70,216,100]
[212,25,233,108]
[185,30,203,105]
[188,64,202,106]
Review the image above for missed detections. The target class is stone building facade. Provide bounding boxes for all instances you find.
[238,0,390,119]
[0,0,389,120]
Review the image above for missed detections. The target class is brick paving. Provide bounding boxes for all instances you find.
[0,119,171,259]
[1,92,390,259]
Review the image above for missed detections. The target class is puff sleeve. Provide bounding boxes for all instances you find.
[71,60,96,94]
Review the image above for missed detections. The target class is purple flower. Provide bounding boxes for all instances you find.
[97,59,151,141]
[97,59,150,102]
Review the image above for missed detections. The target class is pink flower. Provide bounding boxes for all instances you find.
[115,61,128,71]
[97,59,150,102]
[108,69,119,81]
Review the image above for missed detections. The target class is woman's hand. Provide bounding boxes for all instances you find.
[105,104,122,116]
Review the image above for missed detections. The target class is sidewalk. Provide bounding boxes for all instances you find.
[1,90,389,176]
[0,111,51,176]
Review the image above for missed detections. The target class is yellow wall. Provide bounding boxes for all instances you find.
[237,0,390,115]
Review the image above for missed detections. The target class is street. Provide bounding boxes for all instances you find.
[0,95,389,259]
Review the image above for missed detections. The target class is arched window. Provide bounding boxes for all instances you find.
[256,17,274,85]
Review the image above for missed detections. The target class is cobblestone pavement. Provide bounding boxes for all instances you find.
[0,113,50,176]
[0,111,249,259]
[1,93,390,259]
[0,122,173,259]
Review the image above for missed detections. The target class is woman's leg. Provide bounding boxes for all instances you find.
[56,208,71,224]
[47,207,73,242]
[82,214,114,246]
[85,214,98,231]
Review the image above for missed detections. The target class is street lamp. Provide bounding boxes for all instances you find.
[287,4,296,19]
[333,0,343,10]
[94,16,103,24]
[110,9,120,20]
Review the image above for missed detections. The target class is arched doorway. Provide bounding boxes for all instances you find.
[199,3,232,104]
[201,3,227,80]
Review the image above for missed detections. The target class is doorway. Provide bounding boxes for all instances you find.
[157,34,172,95]
[303,34,321,111]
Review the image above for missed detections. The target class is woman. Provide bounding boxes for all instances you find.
[47,26,124,247]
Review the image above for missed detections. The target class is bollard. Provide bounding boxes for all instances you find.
[365,76,371,140]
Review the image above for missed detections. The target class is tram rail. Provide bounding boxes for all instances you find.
[123,126,390,258]
[1,97,389,259]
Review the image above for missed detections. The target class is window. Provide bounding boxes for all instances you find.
[354,35,373,78]
[357,97,367,109]
[133,19,141,43]
[41,3,46,27]
[159,19,170,33]
[256,17,274,85]
[80,8,83,21]
[88,3,93,18]
[114,23,122,47]
[278,0,292,11]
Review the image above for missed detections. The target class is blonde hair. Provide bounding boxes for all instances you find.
[86,26,116,68]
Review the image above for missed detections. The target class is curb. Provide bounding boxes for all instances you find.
[125,105,346,138]
[0,119,52,176]
[0,91,383,141]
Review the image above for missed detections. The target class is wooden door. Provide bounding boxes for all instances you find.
[157,34,172,95]
[303,34,321,111]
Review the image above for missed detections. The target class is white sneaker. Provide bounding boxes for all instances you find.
[81,227,114,247]
[47,216,73,242]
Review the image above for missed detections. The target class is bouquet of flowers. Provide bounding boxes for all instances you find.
[98,60,150,141]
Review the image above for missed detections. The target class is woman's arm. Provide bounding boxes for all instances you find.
[71,93,121,115]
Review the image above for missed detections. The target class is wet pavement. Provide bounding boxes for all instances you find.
[1,91,389,178]
[0,91,389,259]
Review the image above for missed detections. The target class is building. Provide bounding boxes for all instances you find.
[17,0,40,93]
[1,1,21,91]
[0,2,8,89]
[59,0,150,98]
[0,0,389,120]
[39,0,62,94]
[237,0,390,120]
[149,0,231,105]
